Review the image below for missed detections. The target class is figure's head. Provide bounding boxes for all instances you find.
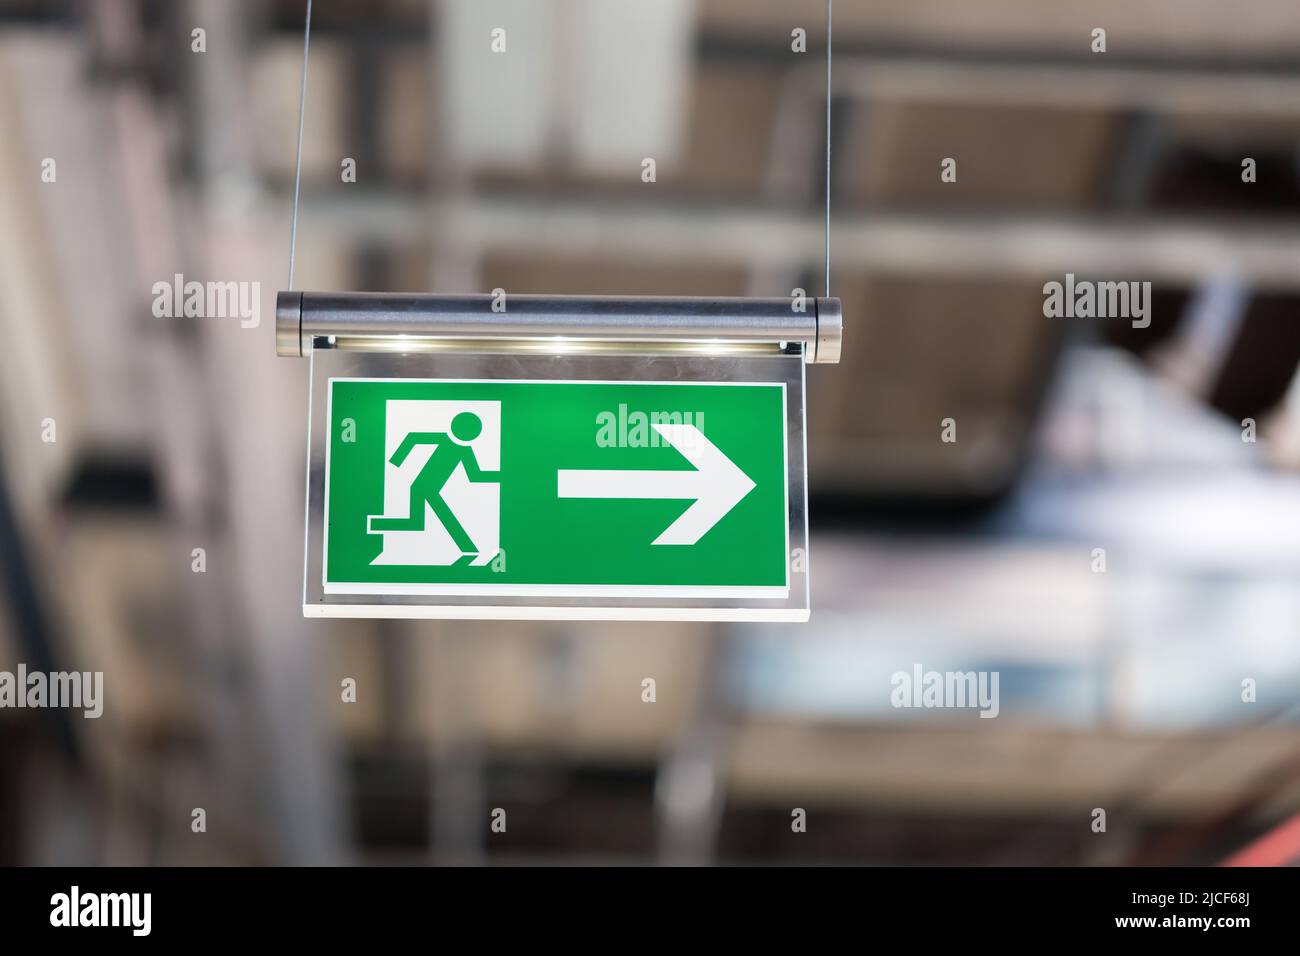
[450,411,483,444]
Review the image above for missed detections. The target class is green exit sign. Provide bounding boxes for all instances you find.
[320,377,793,618]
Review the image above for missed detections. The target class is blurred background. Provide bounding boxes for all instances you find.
[3,0,1300,866]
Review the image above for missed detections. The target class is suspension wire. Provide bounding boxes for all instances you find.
[287,0,314,291]
[824,0,833,298]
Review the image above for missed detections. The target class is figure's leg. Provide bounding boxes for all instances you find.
[428,493,477,552]
[371,475,434,531]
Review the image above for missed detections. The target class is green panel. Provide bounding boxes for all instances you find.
[323,379,788,591]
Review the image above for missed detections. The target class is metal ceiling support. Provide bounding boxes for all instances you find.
[291,192,1300,290]
[179,0,347,865]
[795,53,1300,118]
[0,446,77,764]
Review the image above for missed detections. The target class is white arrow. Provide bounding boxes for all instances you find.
[557,424,756,545]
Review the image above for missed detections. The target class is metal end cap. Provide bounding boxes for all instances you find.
[812,297,842,364]
[276,291,304,357]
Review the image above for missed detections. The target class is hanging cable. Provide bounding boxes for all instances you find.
[287,0,314,291]
[824,0,833,299]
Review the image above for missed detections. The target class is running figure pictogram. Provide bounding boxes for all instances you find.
[370,411,498,564]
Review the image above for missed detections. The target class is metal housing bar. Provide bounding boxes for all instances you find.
[276,291,842,363]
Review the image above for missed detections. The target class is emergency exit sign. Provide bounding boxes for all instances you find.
[321,378,791,608]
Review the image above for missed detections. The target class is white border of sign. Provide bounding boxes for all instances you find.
[302,351,811,622]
